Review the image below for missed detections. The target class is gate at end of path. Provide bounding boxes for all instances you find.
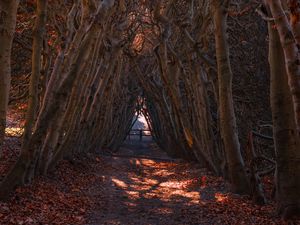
[127,129,152,141]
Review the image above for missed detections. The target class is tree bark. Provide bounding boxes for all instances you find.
[0,0,19,149]
[268,17,300,220]
[267,0,300,131]
[212,0,249,194]
[288,0,300,46]
[0,9,99,199]
[23,0,48,147]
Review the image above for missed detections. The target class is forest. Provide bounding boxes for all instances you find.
[0,0,300,224]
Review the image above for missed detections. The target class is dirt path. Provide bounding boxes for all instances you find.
[83,141,284,225]
[85,140,280,225]
[0,139,287,224]
[87,140,216,225]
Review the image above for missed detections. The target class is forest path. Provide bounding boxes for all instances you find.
[0,138,283,224]
[86,139,227,225]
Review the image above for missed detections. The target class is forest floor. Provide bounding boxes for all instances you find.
[0,134,298,224]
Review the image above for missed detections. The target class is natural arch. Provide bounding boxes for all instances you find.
[0,0,300,221]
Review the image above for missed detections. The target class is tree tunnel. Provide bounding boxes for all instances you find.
[0,0,300,219]
[0,0,224,199]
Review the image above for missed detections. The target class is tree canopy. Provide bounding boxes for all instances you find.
[0,0,299,221]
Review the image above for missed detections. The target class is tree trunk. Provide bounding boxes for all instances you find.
[23,0,48,147]
[267,0,300,131]
[268,18,300,220]
[0,19,97,199]
[212,0,249,194]
[288,0,300,46]
[0,0,19,149]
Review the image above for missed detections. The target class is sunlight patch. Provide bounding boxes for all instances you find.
[125,191,140,199]
[214,193,228,202]
[153,170,175,177]
[159,181,184,189]
[142,178,158,186]
[130,184,152,191]
[140,159,156,165]
[5,127,24,137]
[170,190,200,204]
[112,178,128,188]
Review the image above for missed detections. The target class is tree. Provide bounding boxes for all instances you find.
[212,0,249,194]
[0,0,122,199]
[267,5,300,219]
[0,0,19,151]
[23,0,47,148]
[266,0,300,130]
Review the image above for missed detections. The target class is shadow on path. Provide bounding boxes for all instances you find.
[87,140,226,225]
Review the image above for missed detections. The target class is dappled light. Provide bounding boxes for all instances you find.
[86,141,285,224]
[0,0,299,223]
[214,193,229,203]
[4,127,24,137]
[110,159,202,205]
[112,178,128,189]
